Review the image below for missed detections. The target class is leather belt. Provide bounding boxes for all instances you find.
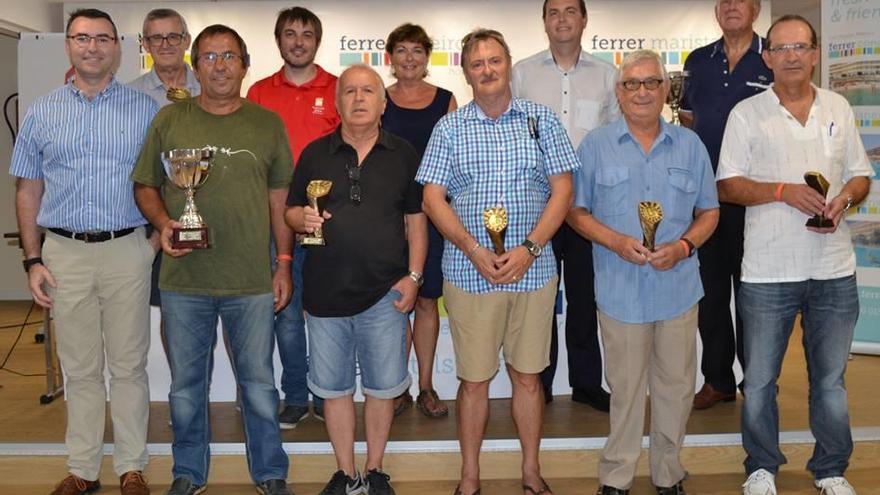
[48,227,136,243]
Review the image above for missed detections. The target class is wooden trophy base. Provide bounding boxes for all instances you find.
[172,227,209,249]
[806,216,834,228]
[300,235,325,246]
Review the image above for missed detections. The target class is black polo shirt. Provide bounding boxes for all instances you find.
[288,127,422,317]
[681,33,773,170]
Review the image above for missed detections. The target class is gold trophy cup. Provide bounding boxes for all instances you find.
[666,70,690,125]
[166,87,191,103]
[301,180,333,246]
[804,171,834,228]
[638,201,664,251]
[483,206,508,255]
[162,148,214,249]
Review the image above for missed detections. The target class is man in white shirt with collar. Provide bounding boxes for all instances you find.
[129,8,200,107]
[511,0,619,412]
[717,15,872,495]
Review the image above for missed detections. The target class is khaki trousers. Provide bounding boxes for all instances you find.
[597,304,698,489]
[43,228,153,480]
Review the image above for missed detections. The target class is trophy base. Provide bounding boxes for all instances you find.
[300,235,325,246]
[173,227,209,249]
[806,216,835,228]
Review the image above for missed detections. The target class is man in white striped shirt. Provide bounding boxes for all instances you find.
[10,8,158,495]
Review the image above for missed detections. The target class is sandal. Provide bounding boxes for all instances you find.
[522,477,552,494]
[416,389,449,418]
[393,390,412,417]
[453,485,481,495]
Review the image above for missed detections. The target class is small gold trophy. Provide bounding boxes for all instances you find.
[638,201,664,251]
[166,87,191,103]
[483,206,508,255]
[301,180,333,246]
[162,148,214,249]
[666,70,690,125]
[804,171,834,228]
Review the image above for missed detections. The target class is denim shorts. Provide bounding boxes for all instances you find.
[306,289,411,399]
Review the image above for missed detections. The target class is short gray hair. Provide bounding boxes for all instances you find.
[716,0,761,7]
[336,64,387,102]
[142,8,188,36]
[618,50,667,81]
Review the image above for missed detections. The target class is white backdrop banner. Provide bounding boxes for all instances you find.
[54,0,771,401]
[821,0,880,354]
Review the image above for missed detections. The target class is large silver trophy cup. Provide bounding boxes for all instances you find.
[667,70,690,125]
[161,148,214,249]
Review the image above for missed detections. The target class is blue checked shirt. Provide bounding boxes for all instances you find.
[10,79,158,231]
[574,118,718,324]
[417,97,579,294]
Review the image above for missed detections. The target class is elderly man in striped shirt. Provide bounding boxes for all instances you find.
[10,8,159,495]
[419,28,577,495]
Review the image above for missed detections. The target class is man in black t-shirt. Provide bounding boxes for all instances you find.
[285,64,427,495]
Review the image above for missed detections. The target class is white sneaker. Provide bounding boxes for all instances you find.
[815,477,857,495]
[742,469,777,495]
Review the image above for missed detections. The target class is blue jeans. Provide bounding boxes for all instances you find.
[739,276,857,479]
[272,243,322,408]
[161,291,288,485]
[306,289,411,399]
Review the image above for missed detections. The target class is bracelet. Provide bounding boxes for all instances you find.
[774,183,785,202]
[678,239,691,258]
[275,254,293,262]
[467,242,480,258]
[22,257,43,273]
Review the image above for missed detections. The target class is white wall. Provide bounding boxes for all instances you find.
[0,0,61,33]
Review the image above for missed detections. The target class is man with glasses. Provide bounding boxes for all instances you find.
[285,64,426,495]
[717,15,871,495]
[679,0,773,411]
[569,50,719,495]
[511,0,618,412]
[10,8,158,495]
[247,6,340,429]
[129,8,199,106]
[132,24,294,495]
[419,29,576,495]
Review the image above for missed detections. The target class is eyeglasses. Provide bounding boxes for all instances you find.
[347,164,362,205]
[66,34,116,47]
[619,78,664,91]
[144,33,186,47]
[767,43,815,56]
[200,51,244,65]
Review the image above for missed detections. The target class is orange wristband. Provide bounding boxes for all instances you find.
[275,254,293,262]
[678,239,690,257]
[774,183,785,202]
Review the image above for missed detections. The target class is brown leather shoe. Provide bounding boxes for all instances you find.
[693,383,736,410]
[120,471,150,495]
[49,474,101,495]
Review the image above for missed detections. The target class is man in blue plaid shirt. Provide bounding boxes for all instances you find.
[418,28,577,495]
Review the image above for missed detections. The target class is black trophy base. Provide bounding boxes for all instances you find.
[173,227,209,249]
[806,215,835,228]
[300,235,325,246]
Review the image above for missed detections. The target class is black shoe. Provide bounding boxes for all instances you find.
[256,478,294,495]
[364,469,395,495]
[572,388,610,412]
[165,478,206,495]
[655,481,686,495]
[597,486,629,495]
[278,404,310,430]
[318,470,363,495]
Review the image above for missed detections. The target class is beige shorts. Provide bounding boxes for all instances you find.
[443,276,557,382]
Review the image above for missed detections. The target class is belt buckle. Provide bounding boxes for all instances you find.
[83,230,104,243]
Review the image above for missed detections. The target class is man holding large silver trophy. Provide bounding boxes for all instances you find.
[132,24,295,495]
[568,50,718,495]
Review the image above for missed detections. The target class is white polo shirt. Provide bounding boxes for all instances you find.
[512,49,620,148]
[716,85,874,283]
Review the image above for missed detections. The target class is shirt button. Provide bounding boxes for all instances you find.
[563,110,568,114]
[563,91,568,95]
[723,70,728,74]
[724,83,729,87]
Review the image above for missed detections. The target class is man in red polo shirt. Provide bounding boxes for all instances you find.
[247,6,339,429]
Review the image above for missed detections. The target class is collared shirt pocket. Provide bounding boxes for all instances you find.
[595,166,629,216]
[821,122,846,163]
[666,167,697,221]
[575,100,601,132]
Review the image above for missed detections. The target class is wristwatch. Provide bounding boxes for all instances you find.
[681,237,696,258]
[521,239,543,258]
[844,193,854,212]
[22,257,43,273]
[408,271,424,287]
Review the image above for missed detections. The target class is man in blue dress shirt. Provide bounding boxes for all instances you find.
[569,50,719,495]
[10,9,158,495]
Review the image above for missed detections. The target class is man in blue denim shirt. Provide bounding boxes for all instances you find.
[569,50,719,495]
